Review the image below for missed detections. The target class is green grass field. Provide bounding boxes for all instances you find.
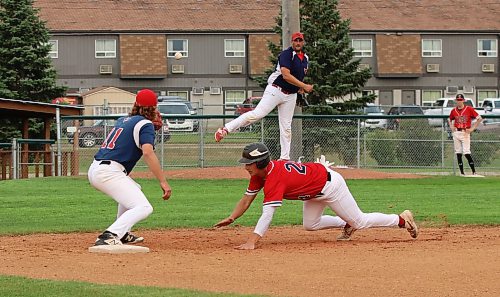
[1,176,499,235]
[1,175,499,296]
[0,275,267,297]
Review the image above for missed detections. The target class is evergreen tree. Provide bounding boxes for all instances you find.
[0,0,65,102]
[254,0,374,112]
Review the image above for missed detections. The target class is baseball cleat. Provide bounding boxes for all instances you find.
[94,231,123,246]
[337,225,356,241]
[121,232,144,244]
[214,127,228,142]
[400,210,418,239]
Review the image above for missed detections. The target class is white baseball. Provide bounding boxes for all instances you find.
[174,52,182,60]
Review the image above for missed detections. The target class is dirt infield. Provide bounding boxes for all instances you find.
[1,168,498,296]
[0,226,499,296]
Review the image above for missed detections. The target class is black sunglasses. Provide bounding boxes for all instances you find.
[293,38,304,42]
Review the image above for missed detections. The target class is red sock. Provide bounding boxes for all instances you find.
[398,216,405,228]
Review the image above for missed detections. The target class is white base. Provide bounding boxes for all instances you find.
[88,245,150,254]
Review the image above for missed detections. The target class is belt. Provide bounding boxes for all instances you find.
[98,160,127,174]
[314,171,332,199]
[272,84,294,95]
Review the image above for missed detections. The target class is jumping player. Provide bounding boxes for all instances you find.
[215,142,418,250]
[215,32,314,160]
[448,94,483,176]
[88,89,172,246]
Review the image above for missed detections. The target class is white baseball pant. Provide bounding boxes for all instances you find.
[453,131,471,154]
[88,160,153,239]
[302,169,399,231]
[225,84,297,160]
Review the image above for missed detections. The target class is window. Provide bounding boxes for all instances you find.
[225,90,246,105]
[167,39,188,57]
[95,39,116,58]
[422,90,442,106]
[168,91,189,100]
[48,40,58,58]
[225,39,245,57]
[422,39,442,57]
[478,39,497,57]
[352,39,372,57]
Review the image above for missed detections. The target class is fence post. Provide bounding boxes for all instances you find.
[199,117,205,168]
[357,119,361,169]
[159,123,165,169]
[51,145,55,176]
[12,138,17,179]
[56,108,62,176]
[441,118,445,169]
[260,117,265,143]
[363,132,367,168]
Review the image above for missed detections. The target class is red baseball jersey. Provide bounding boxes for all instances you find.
[449,106,479,129]
[245,160,328,207]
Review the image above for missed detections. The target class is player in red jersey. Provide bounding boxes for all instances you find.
[214,143,418,250]
[448,94,483,176]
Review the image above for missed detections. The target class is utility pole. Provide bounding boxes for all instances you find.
[282,0,303,161]
[281,0,300,49]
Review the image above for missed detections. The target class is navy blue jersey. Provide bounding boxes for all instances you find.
[268,46,309,94]
[94,115,155,174]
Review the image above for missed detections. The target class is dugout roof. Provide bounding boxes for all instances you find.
[0,98,83,119]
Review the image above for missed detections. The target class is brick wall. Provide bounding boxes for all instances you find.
[120,35,167,77]
[249,34,280,76]
[376,34,422,76]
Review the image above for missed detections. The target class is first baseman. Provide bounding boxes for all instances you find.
[215,142,418,250]
[215,32,314,160]
[448,94,483,176]
[88,89,171,246]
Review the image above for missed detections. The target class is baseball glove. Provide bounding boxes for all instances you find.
[315,155,334,168]
[153,109,163,131]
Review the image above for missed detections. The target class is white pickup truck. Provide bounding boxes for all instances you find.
[425,97,483,127]
[480,98,500,125]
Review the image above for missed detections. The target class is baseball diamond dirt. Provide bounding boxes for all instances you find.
[0,168,498,296]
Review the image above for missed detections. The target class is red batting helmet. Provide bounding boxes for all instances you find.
[135,89,158,107]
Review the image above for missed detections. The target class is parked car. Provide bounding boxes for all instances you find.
[157,102,195,132]
[158,96,199,131]
[481,98,500,125]
[477,113,500,131]
[361,104,387,129]
[67,114,170,147]
[386,105,424,129]
[234,96,261,116]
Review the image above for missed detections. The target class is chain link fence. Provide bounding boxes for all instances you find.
[54,113,500,176]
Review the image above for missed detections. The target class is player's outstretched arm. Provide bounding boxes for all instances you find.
[236,205,277,250]
[142,143,172,200]
[214,194,257,227]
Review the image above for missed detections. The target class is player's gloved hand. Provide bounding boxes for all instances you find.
[315,155,334,168]
[153,110,163,131]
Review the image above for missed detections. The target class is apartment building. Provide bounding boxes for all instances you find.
[35,0,499,109]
